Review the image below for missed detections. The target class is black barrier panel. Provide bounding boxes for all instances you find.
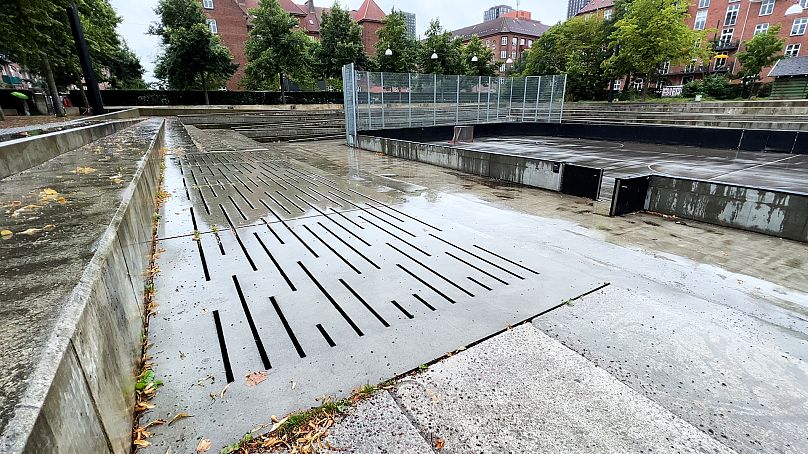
[699,128,744,149]
[794,132,808,154]
[739,130,770,151]
[561,164,603,200]
[765,130,799,153]
[610,176,651,216]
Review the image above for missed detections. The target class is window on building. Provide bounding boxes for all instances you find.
[728,0,740,3]
[511,51,516,59]
[759,0,774,16]
[792,18,808,35]
[500,50,507,59]
[754,23,769,35]
[632,78,644,90]
[486,39,490,46]
[698,0,710,8]
[694,10,707,30]
[802,0,808,8]
[207,19,217,34]
[501,36,507,45]
[528,39,533,47]
[725,4,739,26]
[660,61,671,74]
[785,43,801,56]
[203,0,214,8]
[603,9,613,20]
[512,37,517,46]
[720,28,734,44]
[520,38,525,45]
[656,80,665,90]
[714,56,728,69]
[612,79,621,91]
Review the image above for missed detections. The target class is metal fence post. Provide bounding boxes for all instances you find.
[367,73,372,129]
[456,75,460,124]
[521,77,528,122]
[433,73,437,126]
[408,73,412,127]
[548,75,556,122]
[508,77,514,120]
[495,77,501,121]
[535,76,542,121]
[558,74,568,123]
[380,72,385,128]
[487,76,492,122]
[477,76,482,123]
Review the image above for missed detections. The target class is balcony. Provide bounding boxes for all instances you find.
[712,39,740,51]
[666,61,735,76]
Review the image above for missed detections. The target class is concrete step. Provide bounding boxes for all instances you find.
[563,118,808,131]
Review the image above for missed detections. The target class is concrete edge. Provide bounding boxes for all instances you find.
[0,119,142,179]
[0,120,167,454]
[92,108,141,121]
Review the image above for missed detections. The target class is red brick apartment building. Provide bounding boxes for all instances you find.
[576,0,808,88]
[200,0,386,90]
[451,11,550,71]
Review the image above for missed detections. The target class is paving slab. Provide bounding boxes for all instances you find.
[390,324,733,453]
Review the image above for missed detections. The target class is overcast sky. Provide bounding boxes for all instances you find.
[109,0,568,83]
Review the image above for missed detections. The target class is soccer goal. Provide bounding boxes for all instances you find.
[451,125,474,144]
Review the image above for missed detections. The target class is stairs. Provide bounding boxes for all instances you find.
[178,110,345,142]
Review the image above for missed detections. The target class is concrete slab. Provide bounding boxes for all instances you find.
[323,391,433,454]
[391,324,733,453]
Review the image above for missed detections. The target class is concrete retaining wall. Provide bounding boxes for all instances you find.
[0,119,140,179]
[2,121,165,453]
[356,135,564,192]
[646,176,808,242]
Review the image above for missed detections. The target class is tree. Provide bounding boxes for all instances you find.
[461,36,497,76]
[101,42,147,89]
[736,26,785,98]
[151,0,236,103]
[523,16,612,100]
[316,2,367,79]
[419,19,465,75]
[243,0,315,96]
[375,9,419,73]
[605,0,709,92]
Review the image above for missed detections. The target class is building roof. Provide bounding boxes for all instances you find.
[351,0,385,23]
[576,0,615,15]
[451,16,550,40]
[769,56,808,77]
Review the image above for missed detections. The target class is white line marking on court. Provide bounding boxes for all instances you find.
[707,155,800,180]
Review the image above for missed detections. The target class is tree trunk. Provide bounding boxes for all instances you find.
[0,103,5,121]
[202,71,210,105]
[42,54,65,117]
[279,72,286,104]
[78,81,90,114]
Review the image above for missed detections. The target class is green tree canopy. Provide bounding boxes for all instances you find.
[243,0,315,92]
[100,41,147,89]
[375,10,419,73]
[605,0,709,88]
[151,0,237,102]
[523,16,611,100]
[419,19,465,75]
[736,25,785,97]
[461,36,498,76]
[316,2,367,78]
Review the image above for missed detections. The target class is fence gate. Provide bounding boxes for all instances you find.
[342,64,567,146]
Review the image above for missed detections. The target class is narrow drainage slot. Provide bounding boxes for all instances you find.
[387,243,474,297]
[190,206,198,231]
[196,240,211,281]
[233,184,256,207]
[303,225,361,274]
[430,234,524,280]
[275,190,304,213]
[204,177,218,197]
[245,175,261,188]
[212,310,235,383]
[322,213,372,247]
[263,192,292,216]
[368,202,442,231]
[446,251,509,285]
[218,168,234,184]
[254,232,296,291]
[467,276,493,291]
[339,279,389,327]
[228,196,248,221]
[182,177,190,200]
[198,189,211,215]
[366,220,431,257]
[396,264,456,304]
[298,261,363,336]
[391,300,414,319]
[473,244,541,275]
[232,230,257,271]
[358,212,416,237]
[364,203,405,223]
[270,296,306,358]
[287,181,318,202]
[261,218,285,244]
[412,294,436,311]
[316,324,336,347]
[307,187,344,207]
[294,194,326,215]
[219,204,236,230]
[190,167,199,186]
[232,275,272,370]
[317,222,379,268]
[329,207,366,231]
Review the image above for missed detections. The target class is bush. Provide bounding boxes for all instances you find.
[68,90,344,107]
[682,76,738,100]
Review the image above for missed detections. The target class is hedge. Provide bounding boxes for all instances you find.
[67,90,344,107]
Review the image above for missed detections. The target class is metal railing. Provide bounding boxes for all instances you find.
[342,64,567,146]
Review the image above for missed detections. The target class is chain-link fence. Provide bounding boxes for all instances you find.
[342,64,566,146]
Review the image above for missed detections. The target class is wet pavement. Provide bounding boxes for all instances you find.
[437,136,808,196]
[144,128,808,453]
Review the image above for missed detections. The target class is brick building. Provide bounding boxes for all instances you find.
[451,11,550,71]
[567,0,592,18]
[201,0,386,90]
[575,0,808,88]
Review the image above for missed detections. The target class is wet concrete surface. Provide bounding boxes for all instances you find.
[438,136,808,196]
[0,119,162,437]
[144,131,807,453]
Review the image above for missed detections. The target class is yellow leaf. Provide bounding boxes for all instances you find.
[19,228,42,236]
[43,224,56,231]
[56,197,66,204]
[196,438,212,453]
[136,401,156,411]
[1,230,12,240]
[43,188,58,195]
[133,439,151,447]
[70,166,97,174]
[168,412,193,425]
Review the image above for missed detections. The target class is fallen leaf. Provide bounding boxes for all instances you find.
[168,412,192,425]
[435,438,445,449]
[135,401,156,411]
[133,439,151,448]
[271,415,279,423]
[291,381,297,390]
[10,204,40,218]
[42,188,58,196]
[220,383,230,399]
[110,178,124,184]
[43,224,56,231]
[56,196,66,204]
[70,166,97,174]
[246,371,268,387]
[19,228,42,236]
[8,200,21,208]
[195,438,211,453]
[143,419,166,429]
[1,230,12,240]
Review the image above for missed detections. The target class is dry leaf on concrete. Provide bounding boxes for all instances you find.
[435,438,445,449]
[1,230,12,240]
[196,438,212,452]
[168,412,193,425]
[70,166,97,174]
[246,371,268,387]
